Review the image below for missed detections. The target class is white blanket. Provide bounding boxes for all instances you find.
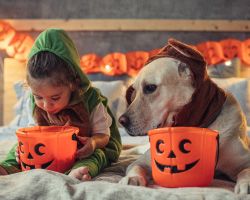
[0,169,244,200]
[0,146,248,200]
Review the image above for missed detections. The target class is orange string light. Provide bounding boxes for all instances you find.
[196,41,225,65]
[100,52,127,76]
[219,39,242,60]
[126,51,149,77]
[241,39,250,66]
[80,53,102,73]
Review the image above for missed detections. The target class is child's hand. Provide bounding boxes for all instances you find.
[76,136,96,159]
[68,166,91,181]
[15,146,20,164]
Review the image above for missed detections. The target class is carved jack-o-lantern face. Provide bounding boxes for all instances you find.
[148,127,218,188]
[154,138,199,174]
[18,138,55,171]
[16,126,79,173]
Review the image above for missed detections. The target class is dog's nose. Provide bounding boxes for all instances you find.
[119,115,130,128]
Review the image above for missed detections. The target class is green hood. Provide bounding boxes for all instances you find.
[28,28,103,112]
[28,28,90,92]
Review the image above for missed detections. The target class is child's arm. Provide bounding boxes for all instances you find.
[76,103,111,158]
[76,134,110,159]
[67,102,118,179]
[91,134,110,149]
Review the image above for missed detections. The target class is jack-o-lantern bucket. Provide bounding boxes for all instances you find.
[148,127,219,188]
[16,126,79,173]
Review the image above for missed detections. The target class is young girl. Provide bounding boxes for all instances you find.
[0,28,122,180]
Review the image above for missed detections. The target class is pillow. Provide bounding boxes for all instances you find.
[212,77,250,125]
[12,81,34,127]
[207,58,241,78]
[92,80,127,126]
[12,78,250,129]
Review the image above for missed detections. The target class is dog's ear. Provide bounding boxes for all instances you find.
[168,38,205,62]
[126,85,136,106]
[178,62,192,80]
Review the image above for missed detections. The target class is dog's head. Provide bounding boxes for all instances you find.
[119,38,225,136]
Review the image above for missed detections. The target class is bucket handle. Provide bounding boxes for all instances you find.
[72,133,83,149]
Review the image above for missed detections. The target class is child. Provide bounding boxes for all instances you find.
[0,28,122,180]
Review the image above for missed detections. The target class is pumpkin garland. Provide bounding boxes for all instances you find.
[0,20,250,76]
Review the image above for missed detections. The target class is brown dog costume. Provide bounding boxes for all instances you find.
[126,38,227,128]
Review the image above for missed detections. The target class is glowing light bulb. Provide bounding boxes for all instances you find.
[105,64,112,72]
[225,60,232,66]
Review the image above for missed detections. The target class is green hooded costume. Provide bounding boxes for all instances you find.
[0,29,122,177]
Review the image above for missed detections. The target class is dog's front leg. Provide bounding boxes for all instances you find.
[119,149,152,186]
[235,168,250,194]
[119,165,148,186]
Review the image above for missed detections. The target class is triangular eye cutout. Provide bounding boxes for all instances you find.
[167,38,205,62]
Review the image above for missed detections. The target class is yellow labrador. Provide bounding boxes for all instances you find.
[119,39,250,194]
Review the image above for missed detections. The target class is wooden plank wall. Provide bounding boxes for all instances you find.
[4,19,250,32]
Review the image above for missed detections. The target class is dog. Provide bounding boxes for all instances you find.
[118,38,250,194]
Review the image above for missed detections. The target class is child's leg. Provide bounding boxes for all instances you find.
[0,143,21,175]
[68,166,91,181]
[0,166,8,175]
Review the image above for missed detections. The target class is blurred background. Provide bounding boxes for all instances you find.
[0,0,250,125]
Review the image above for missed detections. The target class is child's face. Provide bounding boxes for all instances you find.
[30,78,72,114]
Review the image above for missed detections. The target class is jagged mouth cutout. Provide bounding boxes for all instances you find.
[21,160,54,170]
[155,159,199,173]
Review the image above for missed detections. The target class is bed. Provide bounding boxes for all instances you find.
[0,57,250,200]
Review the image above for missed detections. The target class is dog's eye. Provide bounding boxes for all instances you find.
[143,84,157,94]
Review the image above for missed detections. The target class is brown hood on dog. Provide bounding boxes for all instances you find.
[127,38,227,128]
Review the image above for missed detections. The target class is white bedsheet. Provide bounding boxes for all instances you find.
[0,169,245,200]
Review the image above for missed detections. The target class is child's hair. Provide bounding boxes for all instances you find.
[27,51,79,88]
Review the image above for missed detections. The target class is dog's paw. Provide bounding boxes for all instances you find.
[235,180,250,194]
[119,175,146,186]
[235,168,250,194]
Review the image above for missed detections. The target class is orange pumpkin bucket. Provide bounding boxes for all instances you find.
[16,126,79,173]
[148,127,219,188]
